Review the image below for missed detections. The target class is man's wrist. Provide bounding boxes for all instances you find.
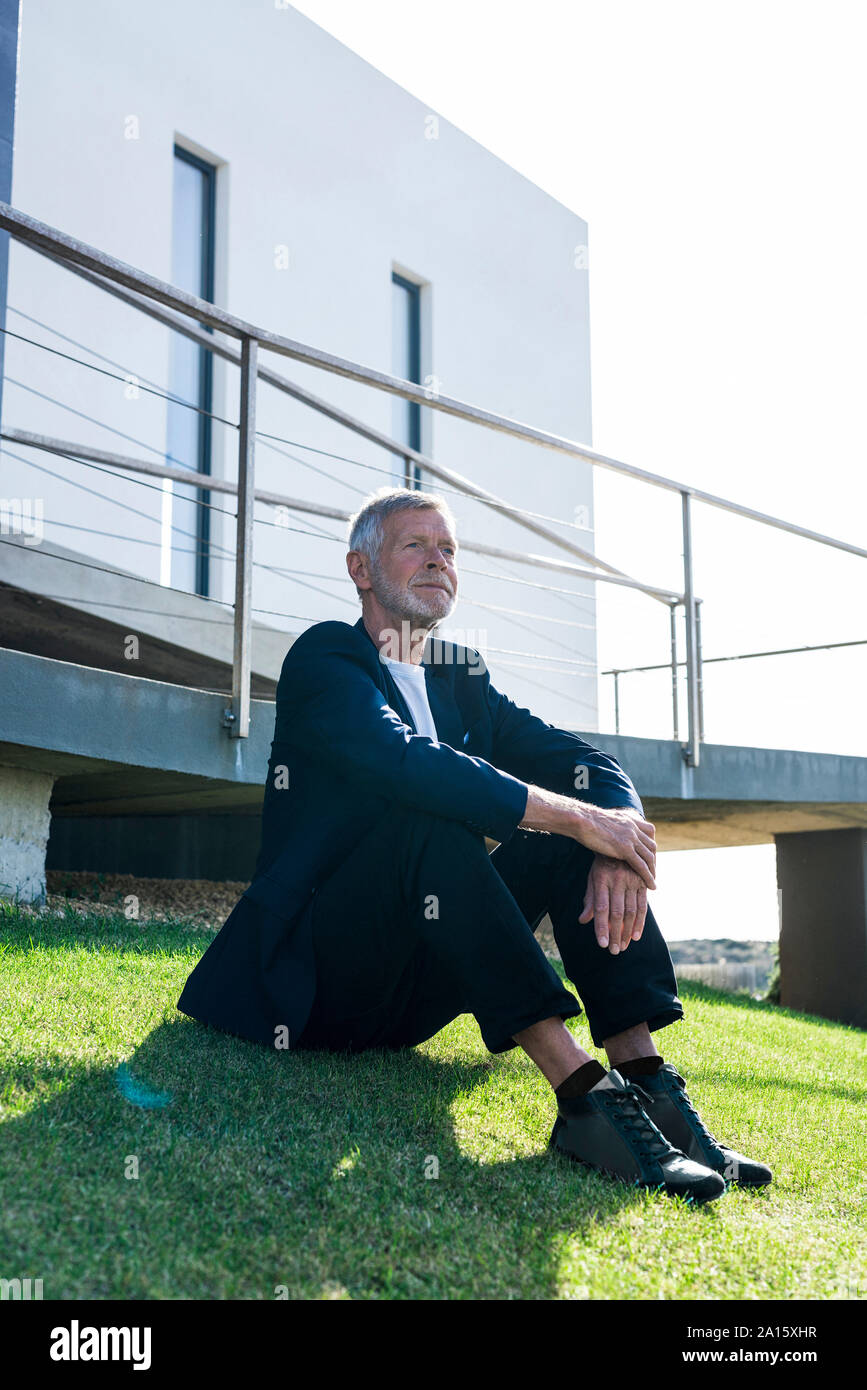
[519,783,588,835]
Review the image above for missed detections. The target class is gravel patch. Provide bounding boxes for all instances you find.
[40,870,561,957]
[43,870,246,932]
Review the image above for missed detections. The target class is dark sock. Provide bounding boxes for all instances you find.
[555,1059,608,1099]
[616,1054,664,1079]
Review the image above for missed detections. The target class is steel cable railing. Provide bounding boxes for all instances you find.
[2,200,864,756]
[3,440,600,643]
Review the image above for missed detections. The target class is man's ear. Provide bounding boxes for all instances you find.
[346,550,370,592]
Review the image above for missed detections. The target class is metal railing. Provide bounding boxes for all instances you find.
[602,627,867,737]
[2,201,865,763]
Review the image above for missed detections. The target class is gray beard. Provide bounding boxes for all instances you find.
[369,561,456,630]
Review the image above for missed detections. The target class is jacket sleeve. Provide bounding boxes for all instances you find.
[480,663,645,815]
[276,624,530,844]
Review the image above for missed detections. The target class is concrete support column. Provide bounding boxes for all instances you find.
[775,828,867,1029]
[0,764,55,903]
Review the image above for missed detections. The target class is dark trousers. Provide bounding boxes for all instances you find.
[296,805,683,1055]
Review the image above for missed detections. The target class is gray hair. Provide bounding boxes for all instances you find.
[346,487,457,600]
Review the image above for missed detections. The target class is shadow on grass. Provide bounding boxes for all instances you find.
[0,1012,724,1300]
[3,903,766,1297]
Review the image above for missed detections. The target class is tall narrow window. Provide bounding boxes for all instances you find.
[164,147,216,595]
[391,272,421,488]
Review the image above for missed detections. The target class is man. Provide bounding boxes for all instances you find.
[177,486,771,1203]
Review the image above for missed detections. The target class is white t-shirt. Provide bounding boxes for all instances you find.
[381,656,439,744]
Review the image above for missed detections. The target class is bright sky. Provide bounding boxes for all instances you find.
[290,0,866,940]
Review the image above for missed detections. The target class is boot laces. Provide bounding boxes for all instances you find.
[667,1068,720,1148]
[601,1083,676,1160]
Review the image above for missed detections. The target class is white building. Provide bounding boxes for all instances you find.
[3,0,599,728]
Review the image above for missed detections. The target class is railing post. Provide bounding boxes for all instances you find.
[229,334,257,738]
[681,489,700,767]
[669,601,680,742]
[612,670,621,735]
[695,597,705,743]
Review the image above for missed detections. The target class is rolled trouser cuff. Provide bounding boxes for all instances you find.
[481,987,583,1056]
[587,1001,684,1049]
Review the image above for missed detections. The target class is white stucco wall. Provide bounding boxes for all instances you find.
[3,0,598,728]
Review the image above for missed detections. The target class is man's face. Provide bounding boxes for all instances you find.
[353,508,459,627]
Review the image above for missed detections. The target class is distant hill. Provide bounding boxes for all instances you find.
[667,938,775,969]
[666,939,776,994]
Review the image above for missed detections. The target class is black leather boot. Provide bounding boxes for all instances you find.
[636,1063,772,1187]
[549,1069,727,1202]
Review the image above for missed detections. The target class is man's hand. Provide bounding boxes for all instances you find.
[519,791,655,951]
[520,789,657,888]
[578,854,650,954]
[571,803,656,889]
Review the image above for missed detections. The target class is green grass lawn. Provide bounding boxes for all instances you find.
[1,896,864,1301]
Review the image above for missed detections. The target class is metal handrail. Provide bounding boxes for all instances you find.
[603,636,867,675]
[2,206,862,562]
[0,429,684,603]
[24,241,654,594]
[2,200,864,761]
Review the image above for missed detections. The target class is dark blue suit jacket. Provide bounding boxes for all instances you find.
[176,615,644,1046]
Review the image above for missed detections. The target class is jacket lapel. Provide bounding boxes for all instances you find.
[353,616,466,749]
[422,638,467,749]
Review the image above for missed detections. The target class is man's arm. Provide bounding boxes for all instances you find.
[481,664,645,814]
[277,625,653,889]
[480,666,657,944]
[275,623,529,843]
